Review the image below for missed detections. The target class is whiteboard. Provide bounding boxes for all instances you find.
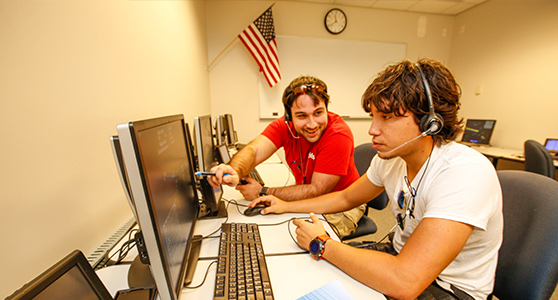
[259,35,406,119]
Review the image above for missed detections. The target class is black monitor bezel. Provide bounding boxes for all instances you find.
[5,250,113,300]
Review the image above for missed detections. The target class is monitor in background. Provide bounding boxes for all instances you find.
[461,119,497,146]
[224,114,238,146]
[110,136,138,221]
[194,115,217,172]
[217,144,231,164]
[193,115,227,219]
[214,115,227,146]
[117,114,200,300]
[5,250,113,300]
[544,138,558,155]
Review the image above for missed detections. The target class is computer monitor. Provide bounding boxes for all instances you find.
[544,138,558,155]
[193,115,217,172]
[110,136,138,221]
[5,250,113,300]
[217,144,231,164]
[193,115,227,218]
[224,114,238,145]
[117,114,200,300]
[214,115,227,146]
[461,119,497,145]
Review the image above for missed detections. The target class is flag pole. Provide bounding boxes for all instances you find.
[207,36,238,71]
[206,3,276,71]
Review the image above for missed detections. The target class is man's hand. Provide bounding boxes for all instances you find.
[235,177,262,200]
[248,195,289,215]
[292,213,327,250]
[208,164,239,187]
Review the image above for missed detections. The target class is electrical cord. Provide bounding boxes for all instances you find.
[103,228,139,267]
[183,260,218,289]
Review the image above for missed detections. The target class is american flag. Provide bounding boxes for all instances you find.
[238,7,281,87]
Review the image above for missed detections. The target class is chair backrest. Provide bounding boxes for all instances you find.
[492,170,558,300]
[524,139,555,178]
[354,143,376,176]
[353,143,389,210]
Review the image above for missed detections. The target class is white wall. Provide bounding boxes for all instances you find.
[0,0,210,297]
[207,1,558,152]
[206,1,455,147]
[450,1,558,149]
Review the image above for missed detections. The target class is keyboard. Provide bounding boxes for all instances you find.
[214,223,274,300]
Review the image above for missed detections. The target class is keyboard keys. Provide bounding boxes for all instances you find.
[213,223,274,300]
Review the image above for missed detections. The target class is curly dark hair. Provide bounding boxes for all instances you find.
[282,75,330,109]
[361,58,464,145]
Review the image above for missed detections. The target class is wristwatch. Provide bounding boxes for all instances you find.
[259,186,268,196]
[309,235,332,260]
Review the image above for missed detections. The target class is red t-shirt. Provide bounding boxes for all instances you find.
[261,112,359,192]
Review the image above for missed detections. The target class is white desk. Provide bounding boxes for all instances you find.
[470,145,558,170]
[98,156,386,299]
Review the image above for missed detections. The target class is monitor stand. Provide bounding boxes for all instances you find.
[127,235,204,289]
[199,200,228,219]
[128,255,155,288]
[184,235,203,286]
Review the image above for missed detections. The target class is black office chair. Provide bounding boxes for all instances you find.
[524,139,555,178]
[488,170,558,300]
[342,143,389,241]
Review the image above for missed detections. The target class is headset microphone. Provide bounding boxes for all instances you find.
[377,131,428,155]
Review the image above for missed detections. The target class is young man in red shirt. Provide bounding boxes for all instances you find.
[209,75,364,237]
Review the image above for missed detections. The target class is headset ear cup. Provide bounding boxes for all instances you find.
[420,113,444,135]
[284,104,291,122]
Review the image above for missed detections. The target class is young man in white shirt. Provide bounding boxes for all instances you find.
[248,59,503,300]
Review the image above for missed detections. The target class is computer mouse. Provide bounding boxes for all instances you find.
[243,204,267,216]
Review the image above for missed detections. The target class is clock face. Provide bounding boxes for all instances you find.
[325,8,347,34]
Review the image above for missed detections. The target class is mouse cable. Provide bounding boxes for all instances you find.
[183,260,217,289]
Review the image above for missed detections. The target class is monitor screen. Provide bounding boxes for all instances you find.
[117,115,199,300]
[217,144,231,164]
[5,250,113,300]
[194,115,217,172]
[545,138,558,154]
[224,114,238,145]
[461,119,496,145]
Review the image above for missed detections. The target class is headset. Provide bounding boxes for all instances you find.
[416,63,444,136]
[282,85,294,122]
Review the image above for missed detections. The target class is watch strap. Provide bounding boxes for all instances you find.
[310,235,332,260]
[259,186,268,196]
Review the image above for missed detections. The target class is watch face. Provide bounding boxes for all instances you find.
[309,239,321,254]
[325,8,347,34]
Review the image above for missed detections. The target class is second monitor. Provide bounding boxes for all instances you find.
[461,119,496,146]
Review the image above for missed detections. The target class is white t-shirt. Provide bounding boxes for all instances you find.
[367,142,503,300]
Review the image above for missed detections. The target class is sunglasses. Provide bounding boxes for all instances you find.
[293,84,325,95]
[396,176,417,230]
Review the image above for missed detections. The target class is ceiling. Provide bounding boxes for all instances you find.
[276,0,488,16]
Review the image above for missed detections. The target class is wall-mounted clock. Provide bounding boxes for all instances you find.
[324,8,347,35]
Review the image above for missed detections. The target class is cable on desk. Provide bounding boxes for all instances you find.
[184,260,217,289]
[200,198,239,239]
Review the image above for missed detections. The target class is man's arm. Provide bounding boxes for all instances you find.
[208,135,277,187]
[266,172,340,201]
[229,135,277,178]
[252,175,382,214]
[294,214,474,300]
